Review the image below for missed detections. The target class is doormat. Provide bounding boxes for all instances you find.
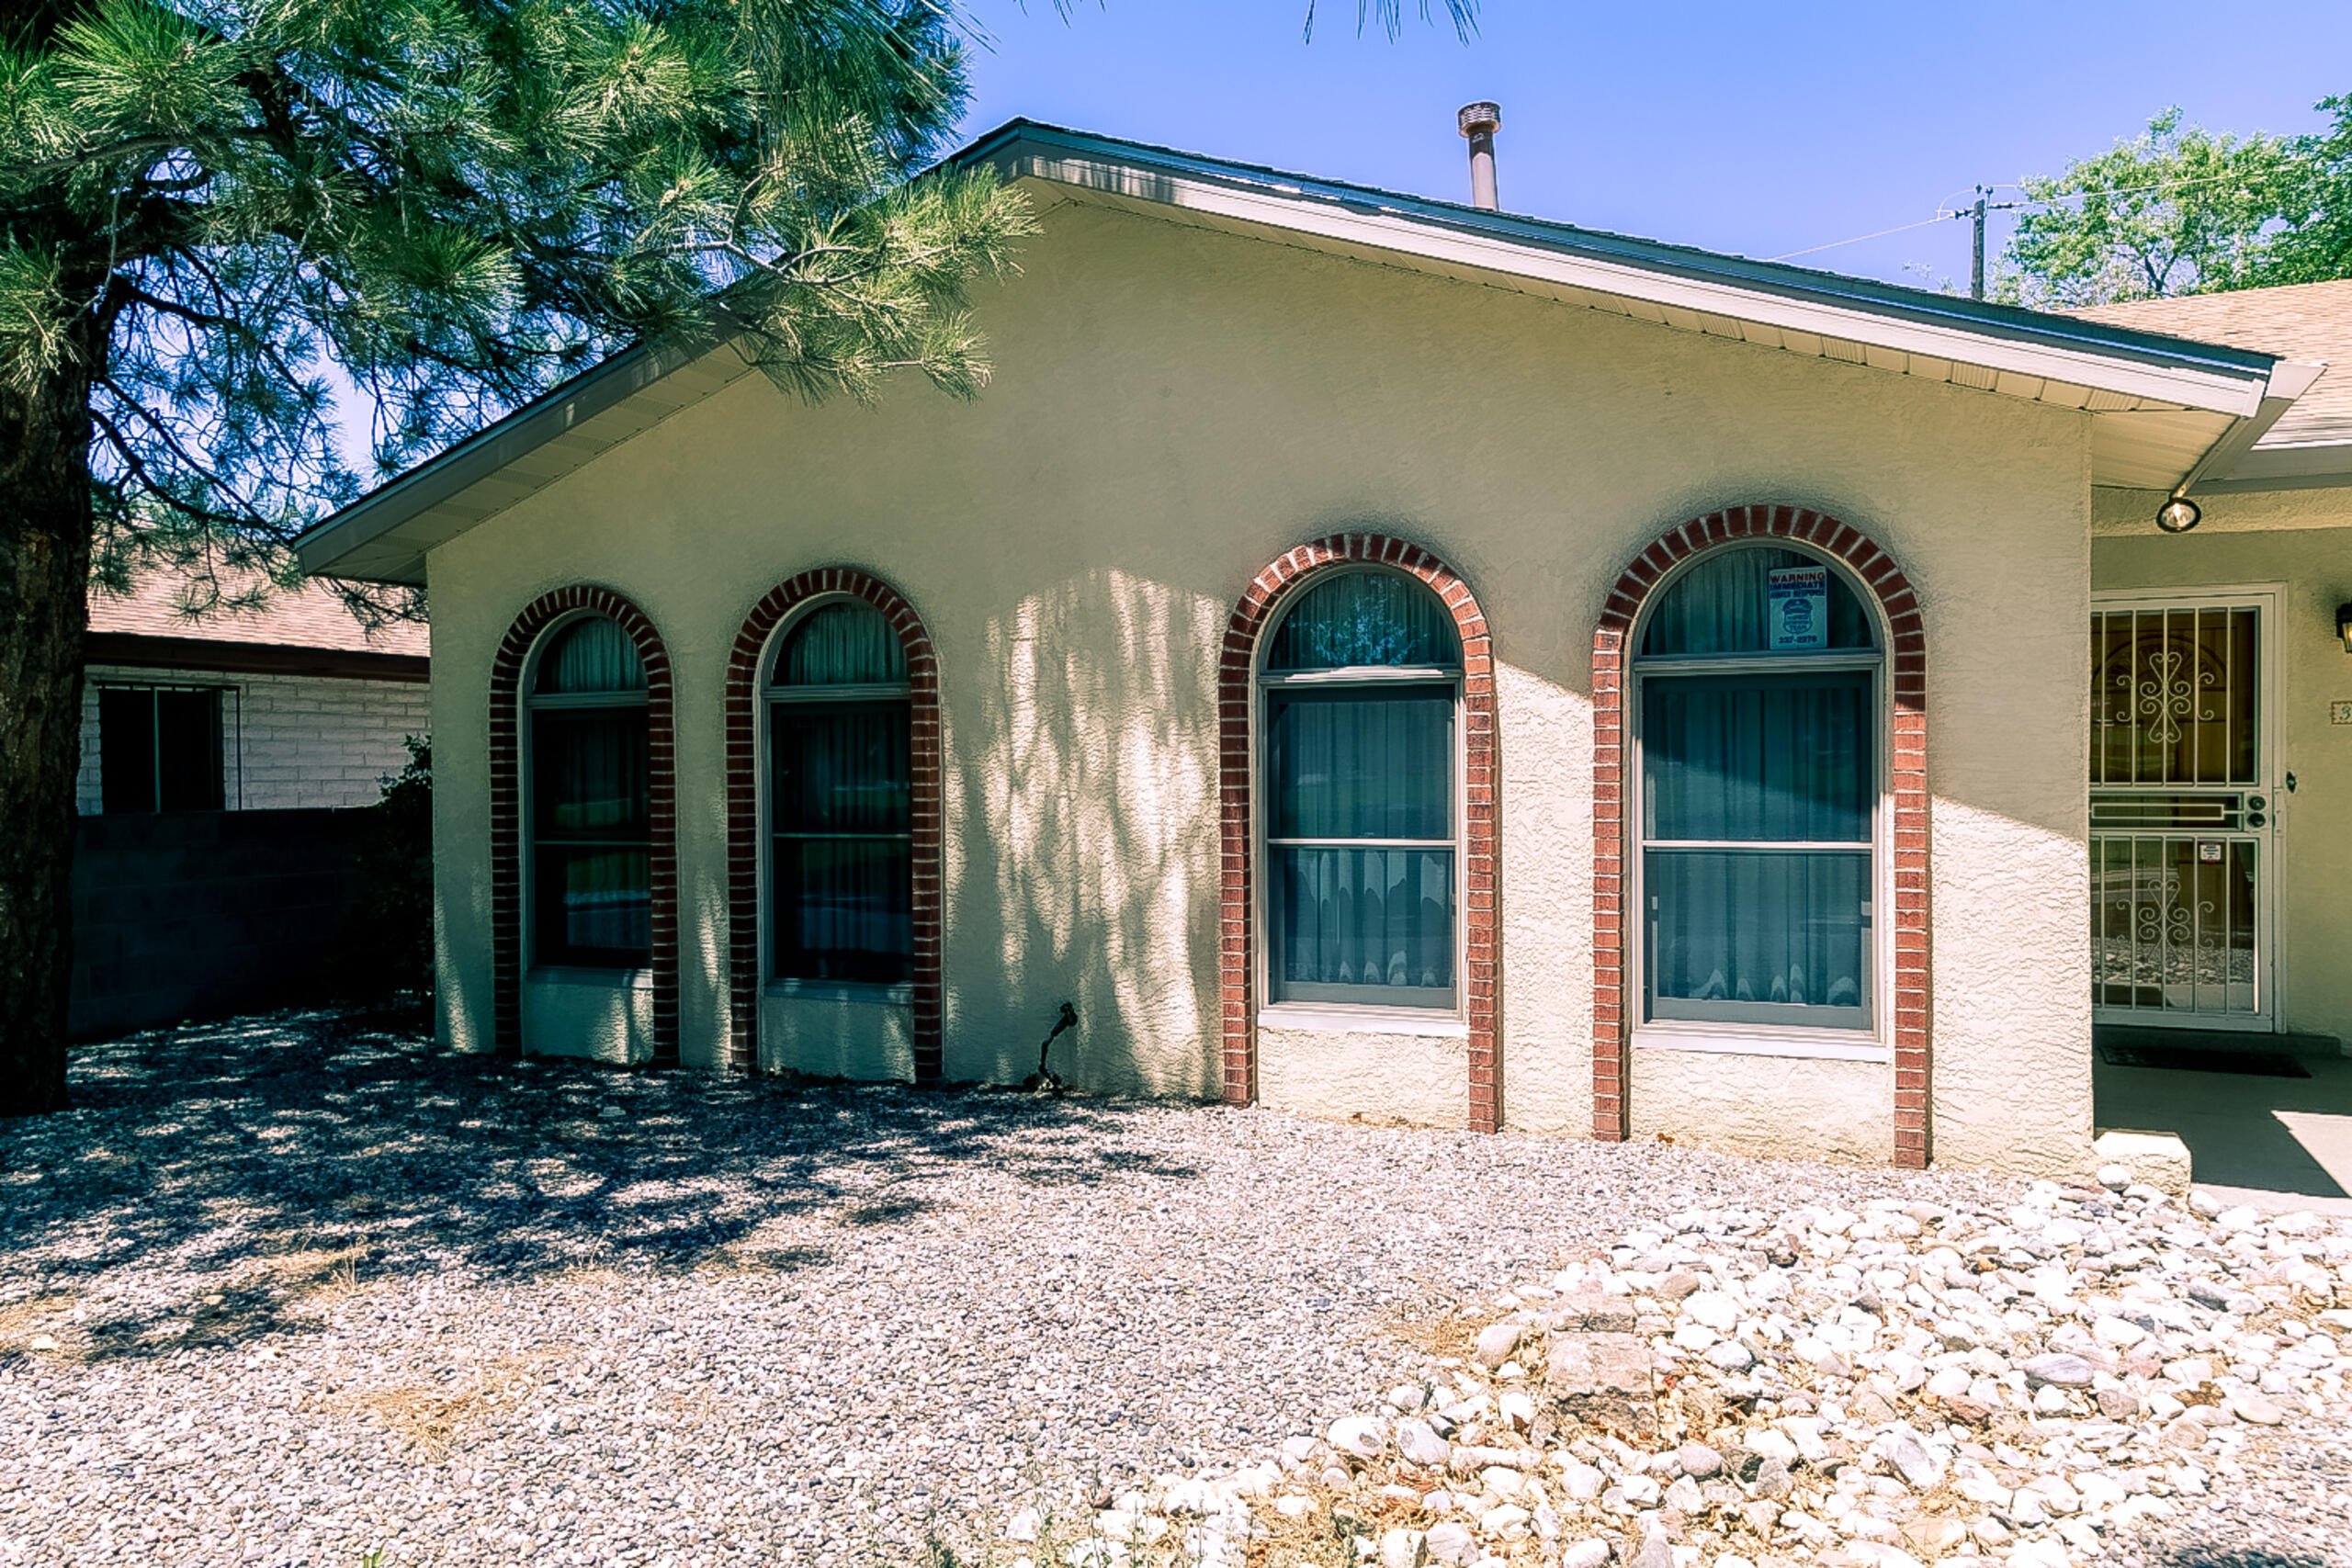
[2098,1043,2311,1077]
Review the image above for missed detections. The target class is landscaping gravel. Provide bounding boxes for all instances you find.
[1159,1181,2352,1568]
[0,1012,2342,1568]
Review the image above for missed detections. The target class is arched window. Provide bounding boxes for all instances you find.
[1261,570,1462,1010]
[1634,546,1881,1031]
[768,600,912,986]
[528,615,651,968]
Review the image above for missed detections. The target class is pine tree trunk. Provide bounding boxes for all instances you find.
[0,359,96,1118]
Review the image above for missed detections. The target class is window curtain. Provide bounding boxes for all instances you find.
[537,616,645,694]
[1268,572,1460,670]
[531,709,651,964]
[1271,692,1452,839]
[1643,673,1870,842]
[1268,688,1453,1001]
[1642,547,1871,656]
[1646,850,1867,1009]
[1277,848,1454,993]
[772,703,912,984]
[1641,670,1870,1019]
[782,602,907,686]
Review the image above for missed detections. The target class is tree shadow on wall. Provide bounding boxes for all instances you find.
[0,1009,1202,1363]
[945,567,1225,1094]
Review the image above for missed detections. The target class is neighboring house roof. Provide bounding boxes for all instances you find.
[88,568,430,682]
[298,120,2321,585]
[2076,280,2352,491]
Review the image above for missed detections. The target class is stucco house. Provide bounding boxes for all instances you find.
[295,121,2349,1176]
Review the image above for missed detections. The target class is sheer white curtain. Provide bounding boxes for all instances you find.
[1262,568,1460,1010]
[1270,691,1453,999]
[1638,547,1876,1027]
[1642,672,1870,1019]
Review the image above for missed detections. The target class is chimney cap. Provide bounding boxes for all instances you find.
[1458,101,1501,137]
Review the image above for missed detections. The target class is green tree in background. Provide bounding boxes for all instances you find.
[1994,107,2299,308]
[1995,101,2352,308]
[2256,96,2352,287]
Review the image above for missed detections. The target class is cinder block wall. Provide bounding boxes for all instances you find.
[76,665,431,813]
[68,807,372,1039]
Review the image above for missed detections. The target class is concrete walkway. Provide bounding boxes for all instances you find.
[2095,1041,2352,1215]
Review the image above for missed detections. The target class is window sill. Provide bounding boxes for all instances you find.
[1632,1022,1888,1062]
[528,965,654,991]
[1258,1005,1468,1039]
[764,979,912,1006]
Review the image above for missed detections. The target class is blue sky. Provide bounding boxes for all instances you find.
[953,0,2352,290]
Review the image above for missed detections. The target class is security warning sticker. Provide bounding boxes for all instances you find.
[1767,565,1830,650]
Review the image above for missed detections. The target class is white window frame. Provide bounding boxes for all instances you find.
[1627,546,1894,1063]
[759,595,916,1006]
[521,612,653,986]
[1254,566,1469,1033]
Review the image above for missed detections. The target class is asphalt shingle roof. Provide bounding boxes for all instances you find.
[88,569,429,658]
[2075,279,2352,447]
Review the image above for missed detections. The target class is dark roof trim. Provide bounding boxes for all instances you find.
[86,633,432,684]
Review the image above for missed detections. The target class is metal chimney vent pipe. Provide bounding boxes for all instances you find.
[1458,101,1501,210]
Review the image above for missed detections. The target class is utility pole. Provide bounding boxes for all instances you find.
[1971,186,1988,300]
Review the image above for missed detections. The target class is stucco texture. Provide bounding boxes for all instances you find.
[424,194,2098,1173]
[2093,485,2352,1048]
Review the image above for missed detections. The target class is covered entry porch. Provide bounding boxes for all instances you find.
[2095,1023,2352,1213]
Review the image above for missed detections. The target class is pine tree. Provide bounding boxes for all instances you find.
[0,0,1036,1114]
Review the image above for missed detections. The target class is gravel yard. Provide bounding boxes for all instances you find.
[0,1013,2343,1568]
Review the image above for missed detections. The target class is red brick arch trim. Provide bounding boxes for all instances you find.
[489,587,679,1062]
[1592,505,1930,1167]
[1218,536,1500,1132]
[724,571,944,1078]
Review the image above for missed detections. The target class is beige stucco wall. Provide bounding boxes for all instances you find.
[424,196,2100,1173]
[2093,486,2352,1047]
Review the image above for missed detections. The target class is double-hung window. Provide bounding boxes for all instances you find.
[528,616,651,969]
[1634,547,1880,1033]
[1261,570,1461,1011]
[768,601,913,987]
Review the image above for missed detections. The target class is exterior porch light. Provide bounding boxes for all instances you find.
[2155,492,2202,534]
[2337,601,2352,653]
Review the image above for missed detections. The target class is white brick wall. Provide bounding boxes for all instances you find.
[77,664,431,813]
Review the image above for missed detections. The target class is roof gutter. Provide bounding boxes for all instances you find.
[2175,358,2331,496]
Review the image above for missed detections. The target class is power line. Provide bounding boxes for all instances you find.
[1769,214,1953,262]
[1768,164,2286,288]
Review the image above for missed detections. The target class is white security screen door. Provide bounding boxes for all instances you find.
[2089,590,2279,1030]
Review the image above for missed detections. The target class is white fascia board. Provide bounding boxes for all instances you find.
[295,336,748,581]
[2180,361,2330,494]
[999,147,2276,420]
